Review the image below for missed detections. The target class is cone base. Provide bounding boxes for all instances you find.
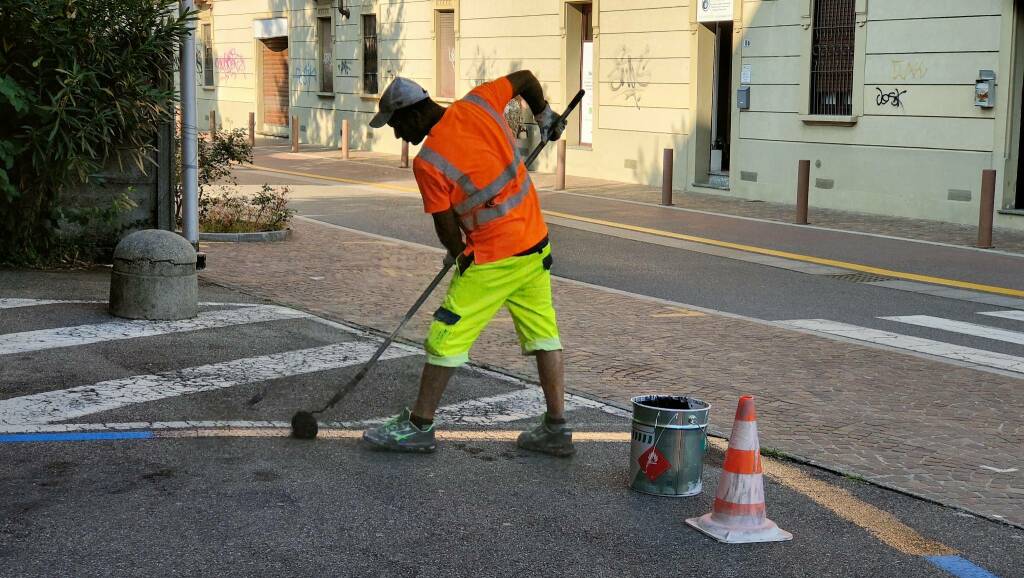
[686,513,793,544]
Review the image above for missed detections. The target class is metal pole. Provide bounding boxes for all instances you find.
[978,169,996,248]
[248,112,255,148]
[555,140,566,191]
[796,159,810,225]
[400,140,409,168]
[661,148,673,206]
[209,109,216,137]
[291,116,299,153]
[341,118,350,158]
[179,0,199,245]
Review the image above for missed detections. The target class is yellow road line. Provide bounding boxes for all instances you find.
[249,163,1023,298]
[707,438,956,556]
[545,210,1024,298]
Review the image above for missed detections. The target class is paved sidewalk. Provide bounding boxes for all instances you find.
[200,215,1023,528]
[252,144,1024,254]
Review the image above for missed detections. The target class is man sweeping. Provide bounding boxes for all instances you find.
[361,72,572,456]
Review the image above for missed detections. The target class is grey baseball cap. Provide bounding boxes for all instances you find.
[368,77,430,128]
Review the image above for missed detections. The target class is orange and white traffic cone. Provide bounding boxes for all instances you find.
[686,395,792,544]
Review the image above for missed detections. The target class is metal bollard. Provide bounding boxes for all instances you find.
[978,169,996,248]
[248,112,255,148]
[555,140,566,191]
[341,118,350,159]
[291,116,299,153]
[401,140,409,168]
[796,159,810,225]
[661,148,673,206]
[209,110,217,139]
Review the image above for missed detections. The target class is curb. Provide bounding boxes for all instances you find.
[199,229,291,243]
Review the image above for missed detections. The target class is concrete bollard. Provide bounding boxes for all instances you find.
[248,112,255,148]
[109,230,198,320]
[555,140,566,191]
[209,110,217,138]
[661,148,673,206]
[291,116,299,153]
[401,141,409,168]
[341,118,350,159]
[796,159,810,225]
[978,169,996,248]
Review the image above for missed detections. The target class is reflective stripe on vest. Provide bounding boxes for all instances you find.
[416,94,533,231]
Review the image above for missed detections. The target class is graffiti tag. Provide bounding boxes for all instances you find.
[890,59,927,81]
[337,59,352,75]
[215,48,246,79]
[875,87,907,108]
[608,46,651,110]
[293,62,317,88]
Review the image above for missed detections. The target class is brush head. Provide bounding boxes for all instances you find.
[291,411,319,439]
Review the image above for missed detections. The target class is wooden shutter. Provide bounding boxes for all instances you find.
[436,11,455,98]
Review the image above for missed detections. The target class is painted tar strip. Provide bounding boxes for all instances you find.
[926,556,1000,578]
[0,431,153,443]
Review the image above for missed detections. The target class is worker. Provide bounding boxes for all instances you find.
[362,72,572,456]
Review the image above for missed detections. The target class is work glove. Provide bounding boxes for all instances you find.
[534,104,566,142]
[443,251,458,269]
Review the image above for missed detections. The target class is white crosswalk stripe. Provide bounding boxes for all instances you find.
[979,310,1024,322]
[881,315,1024,346]
[780,319,1024,375]
[0,341,414,425]
[0,304,308,355]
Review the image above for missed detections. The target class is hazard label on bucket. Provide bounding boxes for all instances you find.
[639,446,671,482]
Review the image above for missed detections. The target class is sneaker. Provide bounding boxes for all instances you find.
[517,414,575,457]
[362,408,436,453]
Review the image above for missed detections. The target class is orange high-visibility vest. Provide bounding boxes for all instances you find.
[413,78,548,264]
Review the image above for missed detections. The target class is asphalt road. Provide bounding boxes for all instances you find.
[275,184,1024,361]
[1,270,1020,577]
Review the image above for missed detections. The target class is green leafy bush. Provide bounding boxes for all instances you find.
[0,0,192,265]
[200,184,295,233]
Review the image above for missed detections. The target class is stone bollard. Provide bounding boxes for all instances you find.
[109,230,198,320]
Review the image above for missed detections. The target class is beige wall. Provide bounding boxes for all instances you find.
[196,0,1024,232]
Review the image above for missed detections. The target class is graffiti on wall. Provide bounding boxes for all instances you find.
[337,59,352,75]
[890,59,927,81]
[293,62,317,88]
[215,48,246,79]
[608,46,651,110]
[875,87,907,109]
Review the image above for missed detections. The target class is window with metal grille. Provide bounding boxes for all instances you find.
[435,11,455,98]
[201,23,214,86]
[809,0,855,116]
[318,16,334,93]
[362,14,378,94]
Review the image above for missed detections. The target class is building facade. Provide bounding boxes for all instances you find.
[194,0,1024,231]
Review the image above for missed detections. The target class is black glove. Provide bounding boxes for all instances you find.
[534,104,566,142]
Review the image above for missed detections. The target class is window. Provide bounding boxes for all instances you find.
[201,23,214,87]
[362,14,378,94]
[317,15,334,93]
[809,0,855,116]
[435,11,455,99]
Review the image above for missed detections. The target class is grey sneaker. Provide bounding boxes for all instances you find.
[517,414,575,457]
[362,408,436,453]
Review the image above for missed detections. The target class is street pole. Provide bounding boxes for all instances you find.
[179,0,199,246]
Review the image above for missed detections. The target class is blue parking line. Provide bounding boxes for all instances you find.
[0,431,153,443]
[926,556,999,578]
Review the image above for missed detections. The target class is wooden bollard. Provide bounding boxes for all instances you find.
[401,141,409,168]
[248,112,255,148]
[341,119,350,159]
[796,159,810,225]
[291,116,299,153]
[661,148,673,206]
[555,140,566,191]
[978,169,996,248]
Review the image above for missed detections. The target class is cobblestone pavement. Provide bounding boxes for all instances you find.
[200,217,1023,528]
[256,146,1024,253]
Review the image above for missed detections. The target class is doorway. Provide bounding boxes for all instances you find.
[708,21,732,187]
[565,2,593,146]
[259,36,289,135]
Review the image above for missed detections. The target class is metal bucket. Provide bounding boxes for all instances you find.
[629,395,710,497]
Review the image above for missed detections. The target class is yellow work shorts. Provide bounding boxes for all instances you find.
[424,243,562,367]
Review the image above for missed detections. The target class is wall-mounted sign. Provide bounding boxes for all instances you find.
[253,18,288,39]
[697,0,733,22]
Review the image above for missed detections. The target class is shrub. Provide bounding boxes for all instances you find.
[0,0,192,265]
[200,184,294,233]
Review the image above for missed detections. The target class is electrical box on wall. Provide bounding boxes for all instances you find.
[975,70,995,108]
[737,86,750,110]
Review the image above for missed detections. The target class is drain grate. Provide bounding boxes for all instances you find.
[828,272,897,284]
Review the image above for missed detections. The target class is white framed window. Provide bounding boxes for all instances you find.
[317,11,334,93]
[362,14,378,94]
[200,23,214,87]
